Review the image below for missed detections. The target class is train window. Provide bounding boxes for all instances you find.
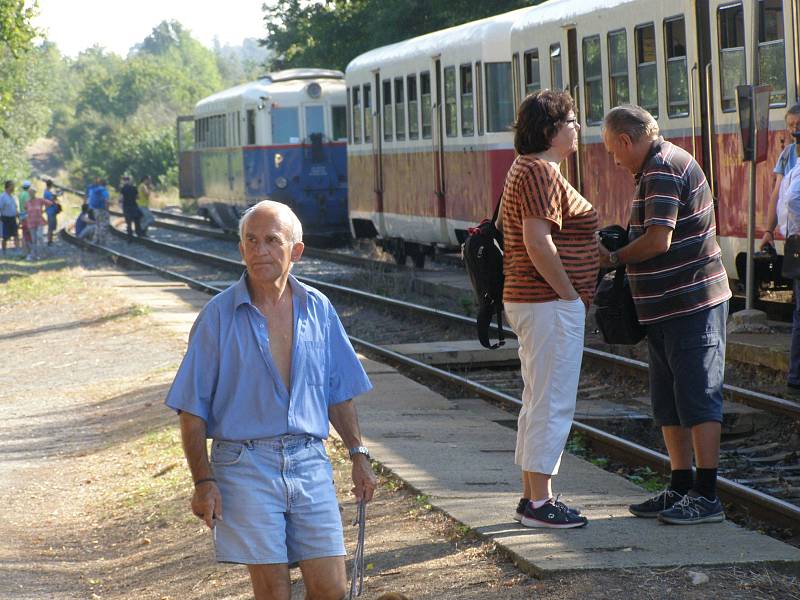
[352,86,362,144]
[608,30,629,107]
[236,111,241,146]
[475,61,484,136]
[485,62,514,133]
[383,79,393,141]
[524,50,541,96]
[395,78,406,141]
[550,44,563,91]
[305,105,325,138]
[421,72,432,139]
[271,107,300,144]
[444,66,457,137]
[332,106,347,141]
[665,17,689,117]
[758,0,786,107]
[407,75,419,140]
[460,64,474,136]
[718,3,746,112]
[635,24,659,118]
[582,35,603,124]
[363,84,372,143]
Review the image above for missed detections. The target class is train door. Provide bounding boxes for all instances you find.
[565,27,583,193]
[432,58,446,220]
[371,72,385,232]
[694,0,717,199]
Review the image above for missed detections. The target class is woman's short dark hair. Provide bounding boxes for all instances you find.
[513,89,575,155]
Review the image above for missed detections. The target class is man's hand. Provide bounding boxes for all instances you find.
[191,481,223,528]
[596,233,613,268]
[759,231,775,252]
[351,455,378,503]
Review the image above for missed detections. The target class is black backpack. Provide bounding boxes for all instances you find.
[462,199,505,349]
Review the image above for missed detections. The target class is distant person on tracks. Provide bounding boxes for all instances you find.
[500,89,597,529]
[24,187,52,261]
[88,178,110,244]
[18,180,31,254]
[75,202,96,241]
[165,199,377,600]
[0,180,20,255]
[600,105,731,525]
[43,179,61,246]
[119,175,143,241]
[137,174,155,233]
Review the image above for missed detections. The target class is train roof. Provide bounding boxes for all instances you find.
[345,7,533,74]
[194,70,346,117]
[511,0,641,31]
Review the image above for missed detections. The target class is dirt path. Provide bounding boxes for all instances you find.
[1,245,798,599]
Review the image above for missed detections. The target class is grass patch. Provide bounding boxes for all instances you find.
[0,260,82,305]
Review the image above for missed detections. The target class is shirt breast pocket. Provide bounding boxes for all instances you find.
[304,341,327,387]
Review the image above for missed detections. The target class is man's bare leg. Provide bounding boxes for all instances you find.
[661,425,693,470]
[299,555,347,600]
[691,421,721,469]
[248,563,291,600]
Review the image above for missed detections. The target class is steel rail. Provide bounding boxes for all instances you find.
[62,228,800,530]
[108,225,800,420]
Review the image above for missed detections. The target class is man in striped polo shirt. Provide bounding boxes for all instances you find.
[599,105,731,525]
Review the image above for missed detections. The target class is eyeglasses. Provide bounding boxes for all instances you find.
[564,118,579,127]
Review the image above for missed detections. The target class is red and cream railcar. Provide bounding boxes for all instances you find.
[345,8,531,266]
[347,0,800,273]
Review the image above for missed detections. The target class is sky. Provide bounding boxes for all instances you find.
[33,0,269,57]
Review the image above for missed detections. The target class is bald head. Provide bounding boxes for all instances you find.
[238,200,303,243]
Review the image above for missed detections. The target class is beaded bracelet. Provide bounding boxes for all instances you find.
[194,477,217,487]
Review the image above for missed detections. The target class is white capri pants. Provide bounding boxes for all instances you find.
[505,298,585,475]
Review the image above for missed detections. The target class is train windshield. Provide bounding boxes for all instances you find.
[305,105,325,138]
[272,107,300,144]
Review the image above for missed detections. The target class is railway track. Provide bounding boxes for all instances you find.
[61,225,800,535]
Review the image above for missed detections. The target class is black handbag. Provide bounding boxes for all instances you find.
[594,266,646,345]
[782,235,800,279]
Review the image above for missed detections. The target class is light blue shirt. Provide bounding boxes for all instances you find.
[774,143,798,176]
[165,272,372,440]
[0,192,17,217]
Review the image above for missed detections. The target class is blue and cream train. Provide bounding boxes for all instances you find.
[177,68,350,243]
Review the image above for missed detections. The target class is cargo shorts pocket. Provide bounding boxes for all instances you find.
[210,441,245,466]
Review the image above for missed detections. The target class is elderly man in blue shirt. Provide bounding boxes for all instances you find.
[166,200,377,600]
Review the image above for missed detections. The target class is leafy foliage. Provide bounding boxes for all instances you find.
[261,0,539,71]
[0,0,38,57]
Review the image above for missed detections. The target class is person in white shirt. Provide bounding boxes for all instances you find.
[0,180,20,254]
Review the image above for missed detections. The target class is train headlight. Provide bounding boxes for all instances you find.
[306,83,322,99]
[275,176,288,189]
[274,153,283,168]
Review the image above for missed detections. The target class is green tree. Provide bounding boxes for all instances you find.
[0,0,38,56]
[261,0,539,71]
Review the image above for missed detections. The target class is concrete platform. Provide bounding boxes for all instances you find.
[357,359,800,575]
[90,266,800,577]
[387,339,521,365]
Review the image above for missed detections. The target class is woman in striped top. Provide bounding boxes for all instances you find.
[501,90,598,529]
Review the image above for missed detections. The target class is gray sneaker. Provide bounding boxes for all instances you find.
[657,490,725,525]
[628,488,684,518]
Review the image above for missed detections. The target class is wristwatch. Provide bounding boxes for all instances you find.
[608,251,620,267]
[348,445,370,460]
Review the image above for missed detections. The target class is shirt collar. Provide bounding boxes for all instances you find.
[233,270,309,312]
[635,136,666,184]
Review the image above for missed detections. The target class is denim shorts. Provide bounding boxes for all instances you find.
[211,434,345,565]
[645,302,727,427]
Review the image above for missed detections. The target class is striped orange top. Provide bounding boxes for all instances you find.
[502,155,599,305]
